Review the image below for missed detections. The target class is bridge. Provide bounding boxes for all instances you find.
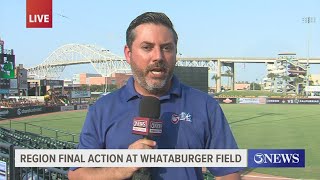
[27,44,320,92]
[27,44,223,79]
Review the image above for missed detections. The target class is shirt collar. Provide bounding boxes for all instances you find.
[124,76,140,101]
[123,75,182,102]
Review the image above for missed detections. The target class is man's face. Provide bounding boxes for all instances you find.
[125,23,177,95]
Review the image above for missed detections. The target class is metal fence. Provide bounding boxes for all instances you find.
[3,120,79,143]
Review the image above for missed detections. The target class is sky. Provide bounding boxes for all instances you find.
[1,0,320,86]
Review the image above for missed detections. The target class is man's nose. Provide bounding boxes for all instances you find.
[152,47,164,62]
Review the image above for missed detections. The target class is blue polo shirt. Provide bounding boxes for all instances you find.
[73,76,242,179]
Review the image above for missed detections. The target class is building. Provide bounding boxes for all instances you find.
[263,53,308,94]
[74,73,132,89]
[63,79,73,87]
[234,83,250,90]
[73,73,102,85]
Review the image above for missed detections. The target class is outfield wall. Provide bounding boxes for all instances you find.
[0,97,318,120]
[216,97,320,105]
[0,104,89,119]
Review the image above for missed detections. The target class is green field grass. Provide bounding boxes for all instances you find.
[222,104,320,179]
[1,105,319,179]
[0,111,87,142]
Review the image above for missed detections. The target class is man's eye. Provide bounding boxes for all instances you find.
[163,46,173,52]
[142,46,152,51]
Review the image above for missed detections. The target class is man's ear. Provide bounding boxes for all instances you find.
[124,45,131,64]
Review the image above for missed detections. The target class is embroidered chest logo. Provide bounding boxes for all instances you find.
[171,112,192,124]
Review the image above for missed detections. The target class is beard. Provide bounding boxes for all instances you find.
[130,60,174,95]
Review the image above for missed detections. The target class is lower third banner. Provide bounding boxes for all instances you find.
[248,149,305,168]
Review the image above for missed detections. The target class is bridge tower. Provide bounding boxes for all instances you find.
[216,60,235,93]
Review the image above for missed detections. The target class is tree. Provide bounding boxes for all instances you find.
[225,69,232,90]
[309,80,314,86]
[107,84,118,92]
[293,77,304,94]
[90,85,104,92]
[250,82,261,90]
[79,84,89,91]
[267,73,277,92]
[282,76,291,94]
[282,75,290,81]
[211,74,220,93]
[267,73,276,80]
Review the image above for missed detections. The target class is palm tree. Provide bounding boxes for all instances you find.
[267,73,275,79]
[309,80,314,86]
[293,77,304,95]
[225,69,232,90]
[267,73,276,92]
[211,74,220,93]
[282,76,291,94]
[267,73,276,80]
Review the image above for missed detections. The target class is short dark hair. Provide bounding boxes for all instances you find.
[126,12,178,49]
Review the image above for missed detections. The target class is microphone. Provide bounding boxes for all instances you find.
[132,96,162,138]
[132,96,162,180]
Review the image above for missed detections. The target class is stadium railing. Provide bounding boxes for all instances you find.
[0,141,68,180]
[6,120,79,143]
[1,127,216,179]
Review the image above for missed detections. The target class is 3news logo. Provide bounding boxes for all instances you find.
[248,149,305,167]
[132,118,163,136]
[26,0,52,28]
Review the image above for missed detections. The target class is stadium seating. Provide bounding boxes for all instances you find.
[0,127,77,150]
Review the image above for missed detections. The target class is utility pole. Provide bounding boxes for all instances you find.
[302,17,316,89]
[105,76,107,93]
[105,64,108,93]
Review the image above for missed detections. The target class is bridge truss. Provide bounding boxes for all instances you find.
[27,44,218,79]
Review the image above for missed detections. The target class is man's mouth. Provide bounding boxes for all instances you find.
[150,67,165,75]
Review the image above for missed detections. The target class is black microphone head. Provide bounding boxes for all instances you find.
[139,96,160,118]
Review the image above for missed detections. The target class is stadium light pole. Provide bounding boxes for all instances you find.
[302,16,316,88]
[104,50,111,93]
[105,65,108,93]
[105,76,107,93]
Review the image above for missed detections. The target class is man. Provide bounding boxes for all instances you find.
[68,12,242,180]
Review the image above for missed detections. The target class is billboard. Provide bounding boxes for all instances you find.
[40,79,63,86]
[0,79,10,89]
[71,91,91,98]
[266,98,320,104]
[0,54,15,78]
[174,66,208,93]
[305,86,320,92]
[238,98,260,104]
[0,89,9,94]
[10,78,18,89]
[215,98,237,104]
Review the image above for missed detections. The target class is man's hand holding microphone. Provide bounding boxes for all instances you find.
[129,96,162,180]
